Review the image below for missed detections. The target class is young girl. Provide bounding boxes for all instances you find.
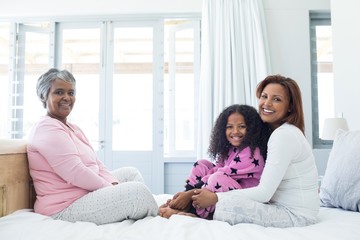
[159,104,271,219]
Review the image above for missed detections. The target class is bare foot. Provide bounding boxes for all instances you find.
[159,206,181,218]
[177,212,198,218]
[159,198,172,209]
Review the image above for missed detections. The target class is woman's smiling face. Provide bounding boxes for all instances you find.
[46,79,76,124]
[258,83,290,130]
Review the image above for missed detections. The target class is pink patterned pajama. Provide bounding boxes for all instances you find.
[187,146,265,218]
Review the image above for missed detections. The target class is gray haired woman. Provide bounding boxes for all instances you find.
[27,68,158,225]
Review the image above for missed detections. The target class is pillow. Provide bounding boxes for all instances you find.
[319,129,360,211]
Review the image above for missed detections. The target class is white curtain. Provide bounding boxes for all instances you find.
[197,0,271,159]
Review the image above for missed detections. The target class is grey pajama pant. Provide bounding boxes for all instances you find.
[52,167,158,225]
[213,195,317,227]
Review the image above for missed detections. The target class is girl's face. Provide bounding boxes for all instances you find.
[226,112,247,147]
[258,83,290,130]
[46,79,76,124]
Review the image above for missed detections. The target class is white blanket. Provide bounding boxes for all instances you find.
[0,194,359,240]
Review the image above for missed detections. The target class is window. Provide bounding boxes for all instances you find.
[2,16,200,192]
[58,22,102,150]
[112,25,154,151]
[0,23,10,138]
[310,11,333,148]
[21,29,51,137]
[1,16,201,160]
[11,22,52,139]
[163,19,200,157]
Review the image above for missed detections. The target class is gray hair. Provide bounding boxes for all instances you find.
[36,68,76,108]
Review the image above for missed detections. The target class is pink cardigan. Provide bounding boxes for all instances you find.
[27,116,118,216]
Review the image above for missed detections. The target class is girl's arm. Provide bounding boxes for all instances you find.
[209,147,264,177]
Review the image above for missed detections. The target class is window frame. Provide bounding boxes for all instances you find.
[310,11,333,149]
[1,14,201,161]
[164,19,201,158]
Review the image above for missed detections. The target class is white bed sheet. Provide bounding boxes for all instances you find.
[0,194,359,240]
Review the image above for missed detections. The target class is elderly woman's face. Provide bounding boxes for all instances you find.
[46,79,75,123]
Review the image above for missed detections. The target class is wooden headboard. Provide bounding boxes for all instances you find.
[0,139,35,217]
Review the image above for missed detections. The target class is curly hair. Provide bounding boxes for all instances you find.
[208,104,271,163]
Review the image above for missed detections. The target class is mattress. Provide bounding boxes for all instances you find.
[0,194,359,240]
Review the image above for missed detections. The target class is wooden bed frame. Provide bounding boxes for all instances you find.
[0,139,35,217]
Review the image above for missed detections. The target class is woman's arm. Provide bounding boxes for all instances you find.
[32,120,112,191]
[73,123,118,184]
[216,125,301,203]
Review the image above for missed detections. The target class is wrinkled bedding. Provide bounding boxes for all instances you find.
[0,194,359,240]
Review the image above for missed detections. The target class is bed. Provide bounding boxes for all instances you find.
[1,129,360,240]
[0,197,359,240]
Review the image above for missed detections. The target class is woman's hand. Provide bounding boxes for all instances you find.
[192,188,218,209]
[168,190,194,210]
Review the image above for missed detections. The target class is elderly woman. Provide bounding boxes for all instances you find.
[27,68,158,225]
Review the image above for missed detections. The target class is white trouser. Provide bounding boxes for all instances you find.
[52,167,158,225]
[214,195,317,227]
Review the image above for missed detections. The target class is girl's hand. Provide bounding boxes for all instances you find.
[192,188,218,209]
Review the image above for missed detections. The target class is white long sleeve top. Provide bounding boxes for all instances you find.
[215,123,320,220]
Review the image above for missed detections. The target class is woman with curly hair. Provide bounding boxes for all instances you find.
[159,104,271,219]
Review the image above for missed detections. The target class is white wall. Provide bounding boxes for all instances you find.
[262,0,330,144]
[331,0,360,131]
[262,0,330,175]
